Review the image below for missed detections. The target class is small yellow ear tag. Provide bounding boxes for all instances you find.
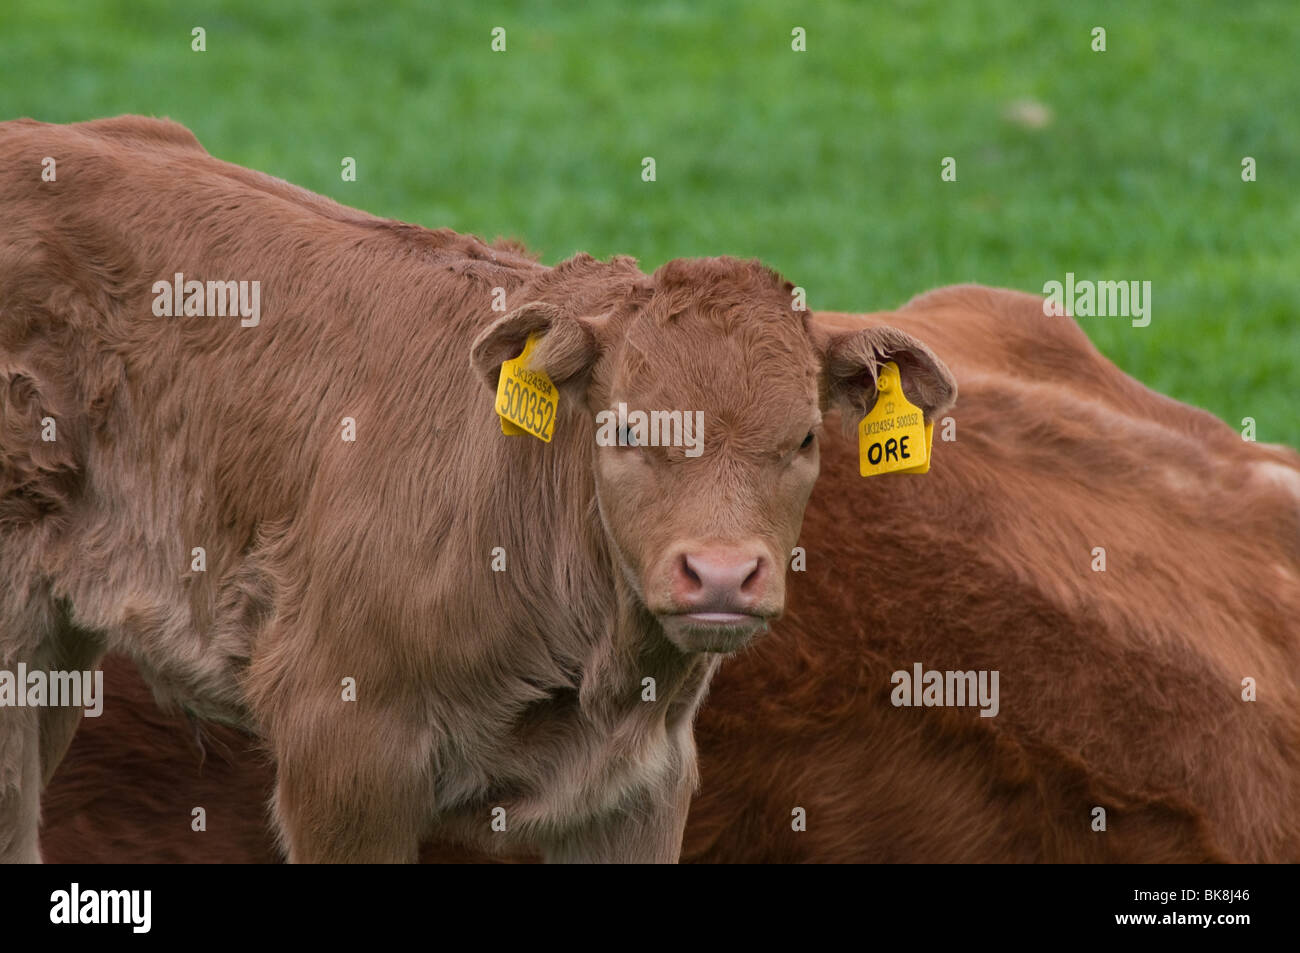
[496,333,558,442]
[858,361,930,477]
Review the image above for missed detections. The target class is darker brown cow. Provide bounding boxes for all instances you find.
[39,287,1300,863]
[0,117,956,863]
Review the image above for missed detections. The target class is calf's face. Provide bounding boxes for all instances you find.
[472,257,955,654]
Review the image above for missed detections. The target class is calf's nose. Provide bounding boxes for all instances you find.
[673,546,769,611]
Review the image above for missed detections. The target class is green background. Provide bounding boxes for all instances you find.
[2,1,1295,442]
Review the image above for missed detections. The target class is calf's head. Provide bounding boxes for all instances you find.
[472,257,955,653]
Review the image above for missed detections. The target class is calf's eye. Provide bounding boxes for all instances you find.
[800,432,815,450]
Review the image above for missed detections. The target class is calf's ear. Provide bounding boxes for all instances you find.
[820,326,957,423]
[469,301,601,392]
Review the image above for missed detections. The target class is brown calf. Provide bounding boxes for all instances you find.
[40,287,1300,862]
[0,116,955,862]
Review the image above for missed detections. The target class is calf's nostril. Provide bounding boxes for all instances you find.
[740,557,765,594]
[680,553,703,590]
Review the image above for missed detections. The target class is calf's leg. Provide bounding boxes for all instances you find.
[38,619,105,787]
[269,704,432,863]
[543,780,693,864]
[2,615,99,863]
[0,705,42,863]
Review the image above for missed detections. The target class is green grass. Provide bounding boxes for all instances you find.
[2,0,1295,442]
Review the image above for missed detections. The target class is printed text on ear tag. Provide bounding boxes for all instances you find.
[858,361,929,476]
[496,333,558,442]
[896,420,933,474]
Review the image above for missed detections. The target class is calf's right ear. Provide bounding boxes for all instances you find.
[469,301,601,392]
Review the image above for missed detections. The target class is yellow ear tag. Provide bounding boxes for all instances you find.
[495,333,558,442]
[858,361,929,477]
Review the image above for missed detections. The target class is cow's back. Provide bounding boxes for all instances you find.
[0,116,543,716]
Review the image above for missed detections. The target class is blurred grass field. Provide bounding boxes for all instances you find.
[2,1,1296,443]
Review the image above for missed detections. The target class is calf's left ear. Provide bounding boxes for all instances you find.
[820,326,957,423]
[469,301,601,392]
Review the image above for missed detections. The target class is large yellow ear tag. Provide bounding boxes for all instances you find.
[495,333,558,442]
[858,361,932,476]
